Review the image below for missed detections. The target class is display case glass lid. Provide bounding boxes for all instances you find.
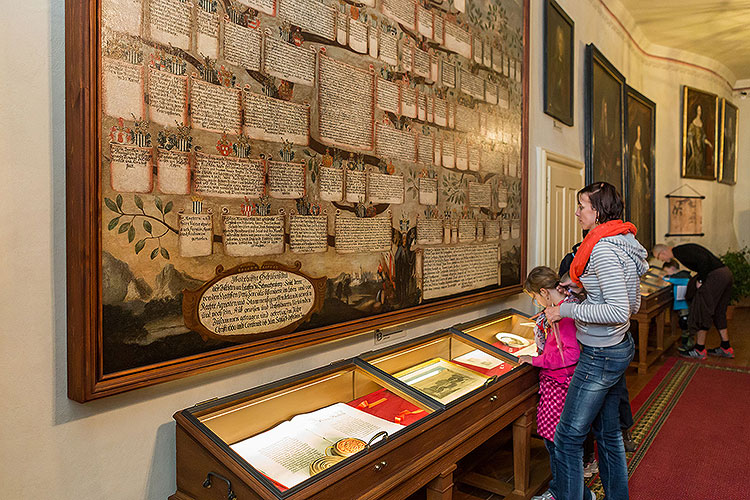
[180,359,439,498]
[640,266,671,296]
[359,329,520,408]
[452,309,538,360]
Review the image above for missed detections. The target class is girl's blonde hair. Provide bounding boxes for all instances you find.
[524,266,560,295]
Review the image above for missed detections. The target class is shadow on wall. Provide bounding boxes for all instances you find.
[146,421,177,499]
[739,209,750,249]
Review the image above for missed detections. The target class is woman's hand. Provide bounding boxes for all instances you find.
[544,304,562,323]
[557,277,582,297]
[517,355,533,365]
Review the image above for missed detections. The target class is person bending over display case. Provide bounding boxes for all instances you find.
[653,243,734,359]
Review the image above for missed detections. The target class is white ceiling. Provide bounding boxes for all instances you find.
[617,0,750,82]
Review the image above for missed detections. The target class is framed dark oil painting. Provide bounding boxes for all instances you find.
[719,99,738,185]
[682,86,718,180]
[585,44,626,194]
[544,0,574,126]
[626,86,656,252]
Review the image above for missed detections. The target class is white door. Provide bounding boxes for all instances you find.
[546,156,584,271]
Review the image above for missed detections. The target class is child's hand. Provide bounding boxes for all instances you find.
[518,355,533,365]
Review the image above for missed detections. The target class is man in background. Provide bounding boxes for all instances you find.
[653,243,734,359]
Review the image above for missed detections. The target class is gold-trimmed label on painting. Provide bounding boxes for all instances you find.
[183,261,326,342]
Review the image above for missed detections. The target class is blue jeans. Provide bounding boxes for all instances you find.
[544,439,558,495]
[552,334,634,500]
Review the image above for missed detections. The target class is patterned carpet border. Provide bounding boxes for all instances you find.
[584,359,750,496]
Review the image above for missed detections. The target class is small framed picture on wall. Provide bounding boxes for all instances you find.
[719,99,738,185]
[543,0,574,126]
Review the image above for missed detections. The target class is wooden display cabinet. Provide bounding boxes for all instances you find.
[631,267,675,374]
[360,329,522,408]
[172,313,543,500]
[449,311,550,499]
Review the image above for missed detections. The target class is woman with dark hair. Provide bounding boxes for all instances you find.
[543,182,648,500]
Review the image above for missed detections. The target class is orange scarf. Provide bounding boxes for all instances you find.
[569,220,637,287]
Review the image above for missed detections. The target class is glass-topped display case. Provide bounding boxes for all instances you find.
[171,312,542,500]
[360,329,521,407]
[177,359,440,498]
[452,309,538,359]
[640,266,671,296]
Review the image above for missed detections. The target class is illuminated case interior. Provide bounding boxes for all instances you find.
[178,359,440,498]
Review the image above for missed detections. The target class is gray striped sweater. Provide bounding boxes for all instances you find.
[559,233,649,347]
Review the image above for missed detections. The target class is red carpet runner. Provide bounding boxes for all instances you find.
[587,358,750,499]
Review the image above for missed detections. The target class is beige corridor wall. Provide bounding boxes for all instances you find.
[528,0,742,269]
[0,0,746,499]
[734,96,750,249]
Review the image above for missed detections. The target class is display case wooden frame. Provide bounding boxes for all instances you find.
[65,0,530,402]
[171,312,541,500]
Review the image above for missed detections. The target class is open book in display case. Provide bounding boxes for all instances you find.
[171,310,545,500]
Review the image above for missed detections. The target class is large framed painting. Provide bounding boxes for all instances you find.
[719,99,738,185]
[681,86,718,180]
[65,0,530,401]
[585,44,626,194]
[543,0,574,126]
[625,86,655,252]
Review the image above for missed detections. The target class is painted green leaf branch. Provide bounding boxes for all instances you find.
[105,195,178,259]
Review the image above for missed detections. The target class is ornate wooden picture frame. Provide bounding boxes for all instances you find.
[625,85,656,252]
[66,0,530,402]
[584,44,627,194]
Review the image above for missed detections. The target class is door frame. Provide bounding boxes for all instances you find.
[535,148,585,267]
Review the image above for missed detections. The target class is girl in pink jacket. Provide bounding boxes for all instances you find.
[521,266,581,500]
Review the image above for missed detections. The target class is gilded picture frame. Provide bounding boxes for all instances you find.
[681,86,718,180]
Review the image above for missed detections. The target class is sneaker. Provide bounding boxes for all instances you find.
[680,333,695,351]
[583,459,599,478]
[531,490,555,500]
[707,346,735,358]
[680,348,707,360]
[622,429,637,452]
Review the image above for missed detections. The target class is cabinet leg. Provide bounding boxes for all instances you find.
[426,464,456,500]
[656,309,666,352]
[638,320,649,375]
[512,408,533,495]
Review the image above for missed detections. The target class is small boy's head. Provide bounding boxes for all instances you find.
[662,259,680,275]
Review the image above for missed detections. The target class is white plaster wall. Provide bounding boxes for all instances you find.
[1,0,746,498]
[528,0,742,270]
[734,96,750,249]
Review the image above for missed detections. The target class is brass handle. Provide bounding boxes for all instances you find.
[489,395,498,402]
[373,461,388,471]
[202,472,236,500]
